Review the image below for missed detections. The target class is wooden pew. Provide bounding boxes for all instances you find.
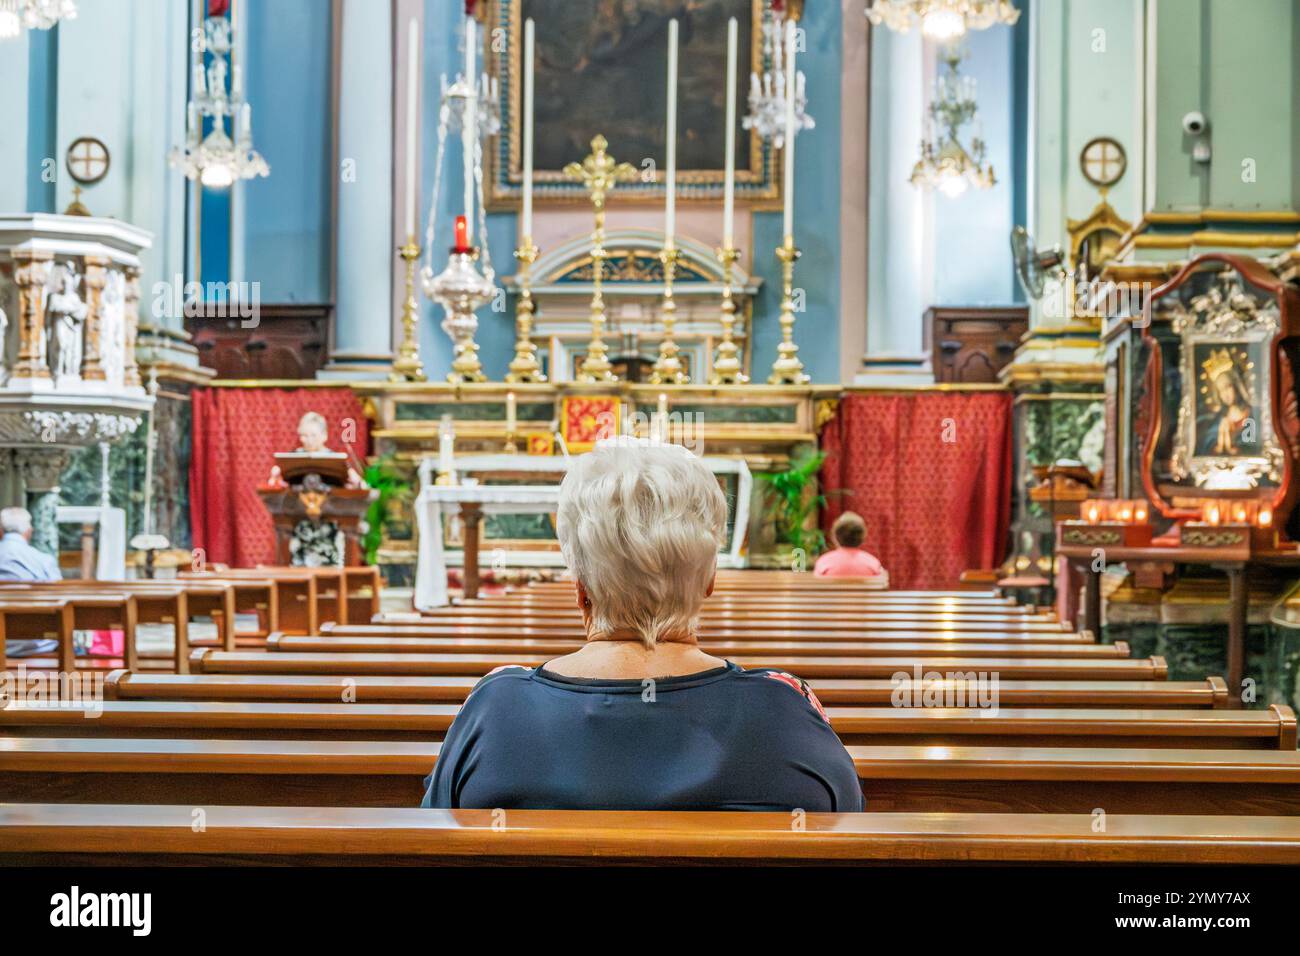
[0,594,136,673]
[182,566,375,634]
[2,698,1290,748]
[104,670,1231,709]
[354,615,1071,635]
[321,622,1091,645]
[269,633,1132,660]
[188,648,1170,681]
[449,598,1049,620]
[3,737,1299,814]
[3,804,1298,865]
[0,580,240,670]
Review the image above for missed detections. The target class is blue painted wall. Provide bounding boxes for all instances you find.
[751,5,843,383]
[26,28,58,214]
[198,0,333,301]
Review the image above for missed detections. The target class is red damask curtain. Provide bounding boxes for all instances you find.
[190,388,371,567]
[819,392,1012,589]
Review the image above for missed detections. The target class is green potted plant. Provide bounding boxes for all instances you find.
[360,455,412,566]
[758,448,834,569]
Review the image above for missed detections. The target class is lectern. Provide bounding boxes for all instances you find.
[258,453,373,566]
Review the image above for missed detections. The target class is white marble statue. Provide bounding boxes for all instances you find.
[45,264,87,381]
[0,302,8,382]
[101,269,126,388]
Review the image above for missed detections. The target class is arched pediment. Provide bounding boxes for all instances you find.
[510,229,760,295]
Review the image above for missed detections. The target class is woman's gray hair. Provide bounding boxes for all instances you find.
[556,438,726,648]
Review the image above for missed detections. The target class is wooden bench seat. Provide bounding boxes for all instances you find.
[3,737,1299,814]
[415,604,1057,623]
[2,804,1297,865]
[189,649,1169,681]
[1,698,1290,748]
[104,670,1229,708]
[322,622,1089,644]
[269,634,1129,660]
[351,615,1070,635]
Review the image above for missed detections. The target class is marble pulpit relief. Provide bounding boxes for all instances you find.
[0,214,153,553]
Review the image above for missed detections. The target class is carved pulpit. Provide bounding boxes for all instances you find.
[258,453,373,566]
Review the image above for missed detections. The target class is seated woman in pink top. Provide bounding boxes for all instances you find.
[814,511,884,577]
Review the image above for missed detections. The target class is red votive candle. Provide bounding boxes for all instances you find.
[452,215,472,254]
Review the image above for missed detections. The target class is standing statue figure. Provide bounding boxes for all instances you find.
[45,264,88,381]
[100,270,126,387]
[0,302,9,381]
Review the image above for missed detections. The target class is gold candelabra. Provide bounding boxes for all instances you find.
[564,135,637,383]
[710,246,747,384]
[507,236,545,382]
[768,235,809,385]
[650,245,688,384]
[389,237,427,382]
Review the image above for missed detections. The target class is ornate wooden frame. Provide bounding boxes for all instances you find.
[1139,254,1300,527]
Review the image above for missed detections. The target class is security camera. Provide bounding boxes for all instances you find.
[1182,111,1207,135]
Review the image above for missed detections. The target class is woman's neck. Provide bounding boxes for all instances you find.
[543,629,726,679]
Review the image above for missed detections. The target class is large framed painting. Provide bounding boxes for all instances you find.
[484,0,779,207]
[1140,254,1300,526]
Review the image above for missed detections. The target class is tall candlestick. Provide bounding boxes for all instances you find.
[405,18,419,238]
[664,19,679,247]
[782,19,796,239]
[463,15,477,245]
[506,391,517,433]
[521,18,536,239]
[722,17,738,248]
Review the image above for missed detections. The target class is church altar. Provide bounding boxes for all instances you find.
[414,452,752,609]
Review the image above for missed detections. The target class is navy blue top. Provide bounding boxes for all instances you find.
[421,661,863,812]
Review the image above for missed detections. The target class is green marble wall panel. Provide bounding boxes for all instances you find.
[1101,621,1159,661]
[668,404,798,425]
[57,390,193,553]
[1157,623,1270,706]
[1264,624,1300,715]
[395,401,554,422]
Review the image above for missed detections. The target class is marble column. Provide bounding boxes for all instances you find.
[318,0,395,380]
[80,254,108,381]
[18,448,71,558]
[12,250,53,379]
[859,26,932,385]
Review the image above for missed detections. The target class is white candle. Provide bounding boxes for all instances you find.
[722,17,737,248]
[405,18,419,238]
[664,19,678,248]
[238,102,251,145]
[229,0,239,97]
[187,102,199,147]
[506,391,517,432]
[657,392,668,418]
[463,16,477,245]
[521,18,536,239]
[782,19,796,239]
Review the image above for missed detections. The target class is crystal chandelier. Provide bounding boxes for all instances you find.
[866,0,1020,41]
[168,4,268,188]
[0,0,76,39]
[742,1,813,148]
[910,47,994,197]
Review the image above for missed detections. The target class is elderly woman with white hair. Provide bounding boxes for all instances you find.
[422,439,862,812]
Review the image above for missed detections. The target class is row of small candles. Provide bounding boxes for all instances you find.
[1079,499,1149,525]
[1197,499,1273,528]
[1080,497,1273,528]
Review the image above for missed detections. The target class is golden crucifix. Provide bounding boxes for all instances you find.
[564,135,637,382]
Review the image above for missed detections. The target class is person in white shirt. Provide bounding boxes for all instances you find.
[0,506,61,658]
